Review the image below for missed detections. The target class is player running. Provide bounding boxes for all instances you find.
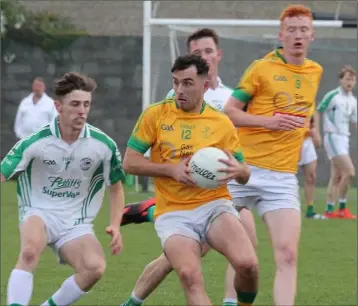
[317,65,357,219]
[123,54,258,306]
[298,115,325,219]
[1,72,126,306]
[224,5,323,306]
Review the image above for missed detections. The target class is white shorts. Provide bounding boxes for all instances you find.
[228,165,300,217]
[154,199,239,248]
[324,132,349,160]
[298,137,317,166]
[21,207,95,264]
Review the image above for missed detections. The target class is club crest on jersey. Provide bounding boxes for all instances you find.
[80,157,92,171]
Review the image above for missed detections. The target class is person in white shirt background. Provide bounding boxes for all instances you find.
[14,77,58,140]
[316,65,357,219]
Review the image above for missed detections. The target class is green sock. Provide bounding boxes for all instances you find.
[147,205,155,223]
[223,298,237,306]
[237,290,257,305]
[326,203,334,213]
[122,296,143,306]
[306,204,314,216]
[339,199,346,210]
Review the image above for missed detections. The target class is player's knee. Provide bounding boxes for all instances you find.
[347,167,355,178]
[231,255,259,279]
[305,172,316,185]
[177,265,203,289]
[275,245,297,268]
[81,256,106,281]
[19,245,40,266]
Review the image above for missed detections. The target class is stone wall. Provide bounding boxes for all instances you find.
[1,35,356,186]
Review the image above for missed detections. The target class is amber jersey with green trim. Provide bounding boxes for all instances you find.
[127,98,245,218]
[232,49,323,173]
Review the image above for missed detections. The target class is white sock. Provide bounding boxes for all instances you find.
[41,275,86,306]
[223,298,237,304]
[131,291,144,304]
[7,269,34,305]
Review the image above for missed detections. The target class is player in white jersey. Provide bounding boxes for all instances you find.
[120,28,258,306]
[316,65,357,219]
[1,72,126,306]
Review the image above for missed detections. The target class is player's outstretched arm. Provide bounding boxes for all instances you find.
[106,181,125,255]
[123,148,175,179]
[224,96,304,130]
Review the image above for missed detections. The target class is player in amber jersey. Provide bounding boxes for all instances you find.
[123,54,258,306]
[224,5,323,306]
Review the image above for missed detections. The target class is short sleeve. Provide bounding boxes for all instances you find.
[317,91,338,113]
[351,99,357,123]
[127,105,158,154]
[105,143,125,185]
[220,123,245,163]
[1,139,34,179]
[231,60,260,104]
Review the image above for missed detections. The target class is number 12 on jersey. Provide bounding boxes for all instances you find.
[181,128,192,140]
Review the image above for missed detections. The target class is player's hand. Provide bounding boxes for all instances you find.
[263,114,305,130]
[106,226,123,255]
[217,149,250,185]
[310,127,322,148]
[170,156,196,186]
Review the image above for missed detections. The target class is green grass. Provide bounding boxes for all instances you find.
[1,182,356,305]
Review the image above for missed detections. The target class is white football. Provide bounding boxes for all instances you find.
[189,147,229,189]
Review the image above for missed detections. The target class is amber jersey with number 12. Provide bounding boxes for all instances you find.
[127,99,245,218]
[232,48,323,173]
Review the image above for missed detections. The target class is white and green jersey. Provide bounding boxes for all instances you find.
[317,87,357,136]
[166,77,233,111]
[1,118,125,224]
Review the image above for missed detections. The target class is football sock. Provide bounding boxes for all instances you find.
[147,205,155,223]
[7,269,34,306]
[237,290,257,306]
[306,203,315,216]
[339,199,346,210]
[41,275,86,306]
[122,292,143,306]
[326,202,334,213]
[222,298,237,305]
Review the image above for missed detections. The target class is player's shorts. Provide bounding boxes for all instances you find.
[298,137,317,166]
[324,132,349,160]
[20,207,96,264]
[228,165,300,217]
[154,199,239,248]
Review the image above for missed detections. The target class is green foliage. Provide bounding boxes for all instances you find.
[1,0,86,52]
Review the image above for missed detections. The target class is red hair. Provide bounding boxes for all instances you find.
[280,5,313,23]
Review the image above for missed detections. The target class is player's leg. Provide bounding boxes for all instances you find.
[331,155,356,218]
[206,203,259,306]
[325,159,342,216]
[7,214,48,306]
[223,207,258,306]
[41,227,105,306]
[121,197,156,226]
[121,243,211,306]
[263,208,301,306]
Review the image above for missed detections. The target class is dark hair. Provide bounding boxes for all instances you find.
[186,28,219,50]
[339,65,356,79]
[54,72,97,98]
[171,54,209,77]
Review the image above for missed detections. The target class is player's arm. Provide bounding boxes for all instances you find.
[219,124,250,185]
[123,107,176,178]
[351,99,357,130]
[14,99,26,139]
[310,112,322,148]
[224,62,303,130]
[0,139,32,182]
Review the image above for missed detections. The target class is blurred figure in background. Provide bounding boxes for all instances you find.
[14,77,57,139]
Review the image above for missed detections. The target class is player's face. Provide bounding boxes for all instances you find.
[32,80,45,97]
[279,15,314,58]
[340,73,356,92]
[172,66,209,112]
[189,38,222,77]
[55,90,92,131]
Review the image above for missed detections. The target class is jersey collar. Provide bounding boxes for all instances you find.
[50,116,90,139]
[338,86,353,97]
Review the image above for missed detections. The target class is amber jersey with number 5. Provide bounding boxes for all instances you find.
[232,48,323,173]
[127,99,245,218]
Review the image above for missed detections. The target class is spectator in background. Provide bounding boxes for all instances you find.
[14,77,57,139]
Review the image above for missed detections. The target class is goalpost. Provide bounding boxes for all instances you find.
[134,0,357,192]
